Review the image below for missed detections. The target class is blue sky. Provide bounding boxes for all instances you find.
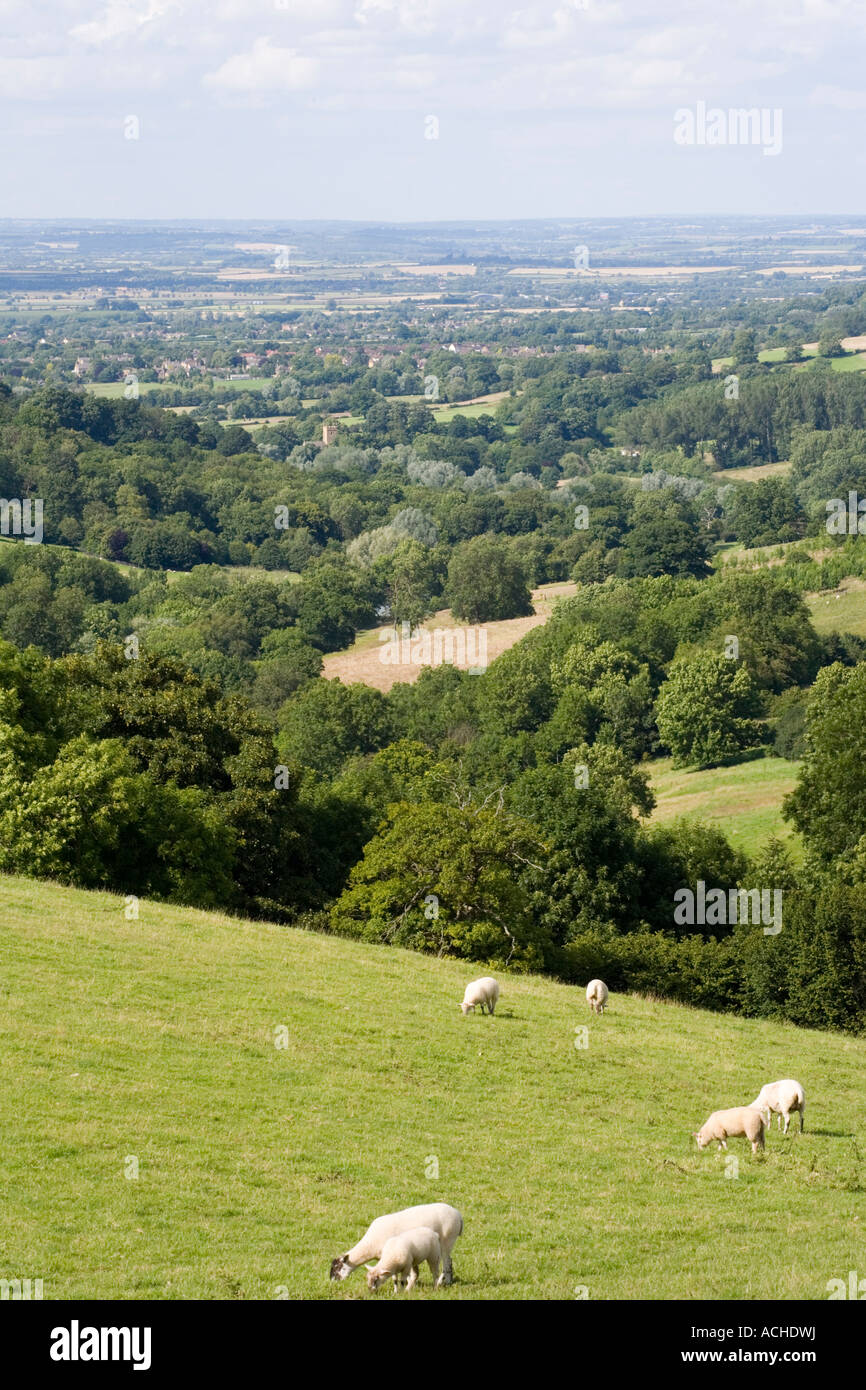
[2,0,866,219]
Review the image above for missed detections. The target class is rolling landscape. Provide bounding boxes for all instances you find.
[4,0,866,1357]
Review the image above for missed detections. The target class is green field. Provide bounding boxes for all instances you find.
[86,377,273,398]
[712,460,792,483]
[807,579,866,637]
[3,873,865,1301]
[711,348,866,373]
[648,756,801,858]
[429,401,504,422]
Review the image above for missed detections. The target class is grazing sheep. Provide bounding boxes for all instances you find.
[460,976,500,1016]
[586,979,609,1015]
[694,1106,766,1156]
[750,1079,806,1135]
[365,1226,442,1293]
[329,1202,463,1286]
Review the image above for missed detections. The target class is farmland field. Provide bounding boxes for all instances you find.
[647,756,801,859]
[806,577,866,637]
[2,873,864,1301]
[712,460,792,483]
[322,581,577,692]
[86,377,273,398]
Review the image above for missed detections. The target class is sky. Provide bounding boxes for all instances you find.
[2,0,866,220]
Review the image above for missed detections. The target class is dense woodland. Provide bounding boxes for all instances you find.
[3,275,866,1034]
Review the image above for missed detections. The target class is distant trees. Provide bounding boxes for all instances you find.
[655,651,765,767]
[277,678,393,777]
[727,477,804,549]
[784,662,866,863]
[618,495,710,580]
[731,328,758,365]
[447,534,532,622]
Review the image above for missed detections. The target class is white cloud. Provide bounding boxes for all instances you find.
[203,36,319,91]
[71,0,175,46]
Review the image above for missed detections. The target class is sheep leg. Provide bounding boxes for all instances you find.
[800,1106,805,1134]
[782,1112,790,1135]
[406,1265,419,1292]
[440,1250,454,1286]
[428,1256,441,1288]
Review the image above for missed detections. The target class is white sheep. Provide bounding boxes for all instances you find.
[586,979,608,1015]
[330,1202,463,1286]
[365,1226,442,1293]
[694,1106,766,1156]
[460,976,500,1016]
[750,1079,806,1135]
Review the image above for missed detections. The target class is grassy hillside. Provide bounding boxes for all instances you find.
[648,756,802,859]
[807,577,866,638]
[3,875,865,1300]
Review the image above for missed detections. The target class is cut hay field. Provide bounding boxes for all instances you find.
[647,756,801,860]
[322,581,577,692]
[2,873,864,1301]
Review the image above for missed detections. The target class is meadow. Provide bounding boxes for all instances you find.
[806,577,866,638]
[2,873,864,1301]
[86,377,273,398]
[647,756,801,859]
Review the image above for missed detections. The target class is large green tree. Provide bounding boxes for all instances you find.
[785,662,866,863]
[655,651,765,767]
[330,796,549,967]
[447,534,532,623]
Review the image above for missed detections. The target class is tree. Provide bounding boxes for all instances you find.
[728,477,804,549]
[731,329,758,366]
[618,495,710,580]
[329,797,550,967]
[291,560,379,651]
[784,662,866,863]
[277,678,393,777]
[548,628,656,760]
[0,732,236,905]
[384,539,438,631]
[507,748,653,946]
[447,534,532,622]
[655,651,765,767]
[477,630,555,735]
[252,629,323,718]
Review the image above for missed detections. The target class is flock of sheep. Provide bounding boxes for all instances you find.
[329,974,807,1294]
